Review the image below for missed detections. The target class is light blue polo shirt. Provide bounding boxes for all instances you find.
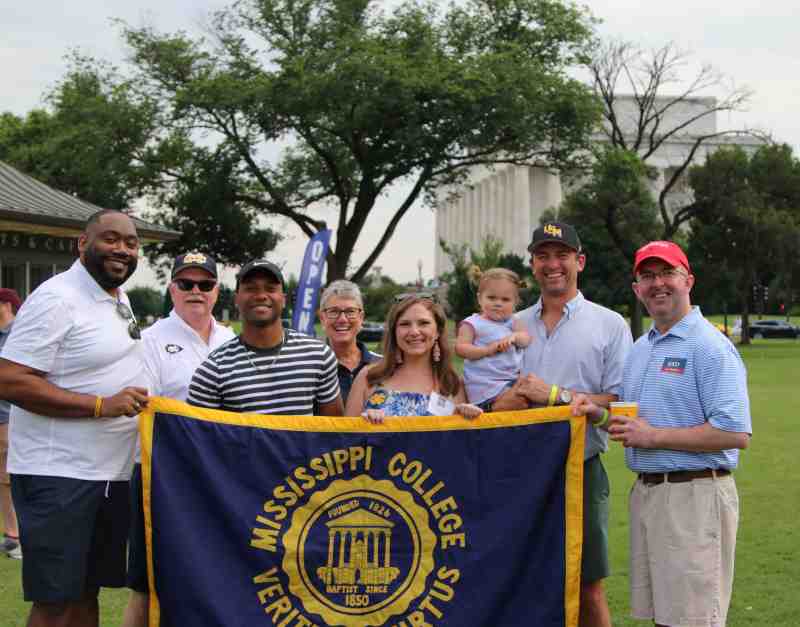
[622,307,752,473]
[516,292,633,460]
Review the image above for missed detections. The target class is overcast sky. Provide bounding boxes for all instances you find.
[2,0,797,288]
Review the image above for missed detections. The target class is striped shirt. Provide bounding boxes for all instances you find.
[622,307,752,473]
[187,330,340,414]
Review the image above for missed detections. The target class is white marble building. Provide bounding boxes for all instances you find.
[434,96,763,275]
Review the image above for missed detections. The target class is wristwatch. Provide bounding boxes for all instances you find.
[557,387,572,405]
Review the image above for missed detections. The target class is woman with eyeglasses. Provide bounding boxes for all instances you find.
[317,280,381,404]
[345,295,482,422]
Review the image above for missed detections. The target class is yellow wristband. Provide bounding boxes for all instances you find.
[547,384,559,407]
[594,408,609,428]
[94,396,103,418]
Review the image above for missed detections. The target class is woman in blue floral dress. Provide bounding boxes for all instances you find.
[345,295,481,421]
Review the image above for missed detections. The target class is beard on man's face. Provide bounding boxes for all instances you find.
[83,243,138,290]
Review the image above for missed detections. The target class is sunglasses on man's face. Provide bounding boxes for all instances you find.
[115,301,142,340]
[174,279,217,292]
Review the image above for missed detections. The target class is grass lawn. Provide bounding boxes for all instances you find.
[1,338,798,625]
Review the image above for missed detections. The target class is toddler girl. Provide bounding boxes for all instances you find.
[455,268,531,411]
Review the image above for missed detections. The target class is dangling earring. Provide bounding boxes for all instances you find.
[432,342,441,363]
[396,350,404,365]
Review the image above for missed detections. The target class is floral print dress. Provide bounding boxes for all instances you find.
[364,387,432,417]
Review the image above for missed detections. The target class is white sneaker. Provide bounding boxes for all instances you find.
[6,543,21,560]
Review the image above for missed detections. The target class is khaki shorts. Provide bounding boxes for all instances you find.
[629,474,739,627]
[0,423,9,485]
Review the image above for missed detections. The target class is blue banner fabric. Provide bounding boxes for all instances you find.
[291,229,332,335]
[140,398,585,627]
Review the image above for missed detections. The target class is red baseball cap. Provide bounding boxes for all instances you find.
[0,288,22,313]
[633,241,691,276]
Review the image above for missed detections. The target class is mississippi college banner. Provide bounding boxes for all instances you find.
[139,398,585,627]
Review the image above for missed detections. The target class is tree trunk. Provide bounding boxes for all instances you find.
[740,297,751,345]
[630,294,644,339]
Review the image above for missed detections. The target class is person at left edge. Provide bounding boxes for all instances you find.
[0,209,149,627]
[121,252,235,627]
[0,288,22,560]
[187,259,344,416]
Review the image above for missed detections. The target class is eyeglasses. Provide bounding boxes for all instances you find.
[393,291,438,303]
[115,301,142,340]
[637,268,687,284]
[174,279,217,292]
[322,307,362,320]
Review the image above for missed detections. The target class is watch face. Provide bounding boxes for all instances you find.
[559,389,572,404]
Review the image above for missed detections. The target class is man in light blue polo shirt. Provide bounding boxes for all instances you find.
[493,221,632,627]
[577,241,751,627]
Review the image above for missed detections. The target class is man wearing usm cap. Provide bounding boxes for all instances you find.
[187,259,343,416]
[492,221,632,627]
[575,241,751,627]
[122,252,235,627]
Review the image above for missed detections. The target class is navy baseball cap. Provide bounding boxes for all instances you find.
[236,259,285,290]
[171,252,218,279]
[528,221,582,253]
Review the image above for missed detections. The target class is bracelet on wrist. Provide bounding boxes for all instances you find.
[593,408,609,428]
[547,384,559,407]
[94,396,103,418]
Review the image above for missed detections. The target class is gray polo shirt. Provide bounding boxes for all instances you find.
[0,321,12,424]
[516,292,632,460]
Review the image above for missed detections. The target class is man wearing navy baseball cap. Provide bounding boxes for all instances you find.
[493,220,633,627]
[187,258,342,416]
[574,240,751,626]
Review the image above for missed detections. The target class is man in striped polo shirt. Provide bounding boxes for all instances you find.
[187,259,344,416]
[582,241,751,627]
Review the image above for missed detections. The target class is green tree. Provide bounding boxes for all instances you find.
[0,54,158,210]
[556,147,661,336]
[440,235,534,321]
[0,55,280,273]
[688,144,800,343]
[128,286,165,320]
[119,0,600,282]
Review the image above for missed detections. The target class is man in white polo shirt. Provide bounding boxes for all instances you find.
[122,252,234,627]
[0,209,149,627]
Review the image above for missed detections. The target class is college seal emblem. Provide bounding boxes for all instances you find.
[282,477,436,626]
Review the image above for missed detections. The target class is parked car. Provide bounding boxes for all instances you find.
[747,320,800,339]
[358,321,384,343]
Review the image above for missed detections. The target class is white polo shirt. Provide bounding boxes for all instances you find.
[142,309,236,401]
[2,260,146,481]
[135,309,235,462]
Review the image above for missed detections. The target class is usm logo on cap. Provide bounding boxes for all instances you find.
[543,224,562,238]
[183,253,208,264]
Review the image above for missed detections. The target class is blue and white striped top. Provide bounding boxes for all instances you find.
[622,307,752,473]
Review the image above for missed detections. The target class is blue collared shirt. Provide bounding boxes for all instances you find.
[516,292,632,460]
[622,307,752,473]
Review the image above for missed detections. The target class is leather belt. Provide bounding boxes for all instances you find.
[638,468,731,485]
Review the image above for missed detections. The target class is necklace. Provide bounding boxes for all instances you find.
[244,331,285,373]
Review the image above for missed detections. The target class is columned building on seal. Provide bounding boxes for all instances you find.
[0,160,178,298]
[434,96,764,276]
[317,508,400,586]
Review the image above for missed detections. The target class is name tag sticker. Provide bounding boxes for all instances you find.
[661,357,687,374]
[427,392,455,416]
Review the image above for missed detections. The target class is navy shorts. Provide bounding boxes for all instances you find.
[126,463,148,592]
[11,474,130,602]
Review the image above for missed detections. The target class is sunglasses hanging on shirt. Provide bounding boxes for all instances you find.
[115,301,142,340]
